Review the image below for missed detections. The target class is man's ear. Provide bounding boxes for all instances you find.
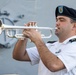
[71,23,76,32]
[73,23,76,34]
[73,23,76,28]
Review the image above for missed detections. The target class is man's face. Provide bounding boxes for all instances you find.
[55,16,73,37]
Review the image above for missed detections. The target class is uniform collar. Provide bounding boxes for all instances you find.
[58,36,76,44]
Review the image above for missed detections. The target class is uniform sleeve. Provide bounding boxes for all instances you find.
[26,47,40,65]
[57,43,76,72]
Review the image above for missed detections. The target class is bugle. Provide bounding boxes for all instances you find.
[0,20,56,40]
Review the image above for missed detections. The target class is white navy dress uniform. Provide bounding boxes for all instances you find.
[26,36,76,75]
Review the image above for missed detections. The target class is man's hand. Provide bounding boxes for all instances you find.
[23,22,42,43]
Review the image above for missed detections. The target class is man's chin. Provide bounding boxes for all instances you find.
[55,32,59,36]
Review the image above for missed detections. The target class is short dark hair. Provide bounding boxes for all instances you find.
[70,18,76,23]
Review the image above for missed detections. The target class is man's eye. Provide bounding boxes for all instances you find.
[60,19,65,21]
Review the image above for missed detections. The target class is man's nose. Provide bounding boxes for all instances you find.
[56,21,60,26]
